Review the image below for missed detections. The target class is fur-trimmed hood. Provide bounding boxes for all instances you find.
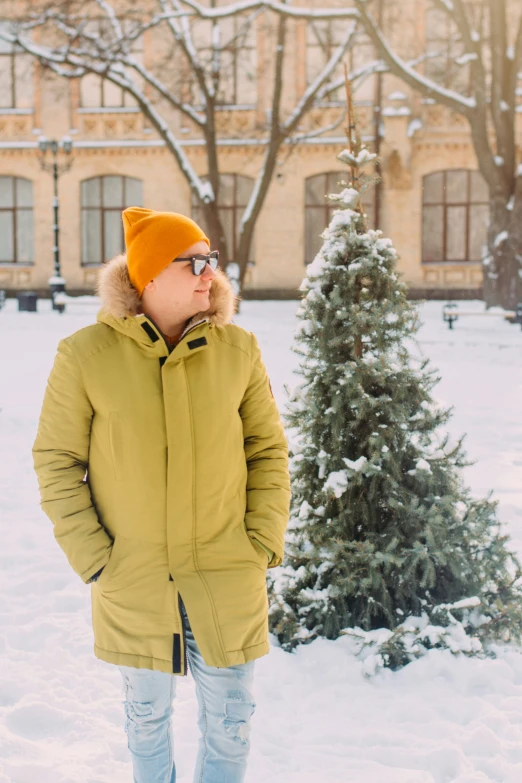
[95,252,238,329]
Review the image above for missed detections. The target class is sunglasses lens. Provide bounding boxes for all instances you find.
[192,251,219,274]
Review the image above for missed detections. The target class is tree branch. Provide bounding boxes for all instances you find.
[309,60,386,122]
[235,9,287,277]
[431,0,496,185]
[162,0,211,101]
[505,10,522,173]
[515,12,522,73]
[6,28,213,204]
[122,53,205,126]
[283,22,356,135]
[353,0,476,114]
[19,12,208,128]
[432,0,488,107]
[488,0,513,187]
[95,0,124,41]
[178,0,360,22]
[286,109,346,145]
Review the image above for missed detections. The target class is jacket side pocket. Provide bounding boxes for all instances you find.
[95,535,127,590]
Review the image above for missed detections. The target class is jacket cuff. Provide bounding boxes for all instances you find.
[255,539,274,565]
[87,566,105,584]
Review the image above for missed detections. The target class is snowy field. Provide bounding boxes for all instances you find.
[1,297,522,783]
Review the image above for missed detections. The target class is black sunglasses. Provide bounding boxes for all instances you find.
[173,250,219,276]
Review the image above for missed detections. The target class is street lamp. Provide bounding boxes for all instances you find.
[37,135,74,311]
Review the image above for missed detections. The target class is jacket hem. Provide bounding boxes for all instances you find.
[94,644,174,673]
[225,638,270,664]
[94,638,270,671]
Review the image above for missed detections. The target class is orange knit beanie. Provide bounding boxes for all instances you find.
[122,206,210,295]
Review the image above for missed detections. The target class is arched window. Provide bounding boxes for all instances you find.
[305,172,375,265]
[0,176,33,263]
[191,174,255,261]
[81,175,143,265]
[422,170,489,263]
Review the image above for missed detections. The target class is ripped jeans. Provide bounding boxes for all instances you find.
[118,597,256,783]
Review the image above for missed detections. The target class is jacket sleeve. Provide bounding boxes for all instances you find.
[32,338,113,584]
[239,332,290,568]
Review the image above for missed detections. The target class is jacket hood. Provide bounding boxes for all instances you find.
[95,253,238,336]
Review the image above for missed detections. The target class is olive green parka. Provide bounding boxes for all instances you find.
[32,255,290,675]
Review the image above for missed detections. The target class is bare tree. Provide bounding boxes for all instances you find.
[179,0,522,308]
[350,0,522,309]
[1,0,384,289]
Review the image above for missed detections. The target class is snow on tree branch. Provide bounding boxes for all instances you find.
[95,0,124,40]
[177,0,360,21]
[161,0,211,100]
[352,0,476,114]
[122,54,206,126]
[3,26,213,205]
[284,57,385,146]
[338,148,378,168]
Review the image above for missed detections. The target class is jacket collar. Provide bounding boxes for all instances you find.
[95,253,238,346]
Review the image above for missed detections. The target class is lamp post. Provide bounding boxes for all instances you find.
[37,135,74,311]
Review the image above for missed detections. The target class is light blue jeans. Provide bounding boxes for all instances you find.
[118,597,256,783]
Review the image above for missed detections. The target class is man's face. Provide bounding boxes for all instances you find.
[142,240,216,318]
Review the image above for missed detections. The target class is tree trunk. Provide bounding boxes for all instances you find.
[201,200,229,267]
[484,192,522,310]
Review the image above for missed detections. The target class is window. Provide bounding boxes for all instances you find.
[81,176,143,265]
[305,23,375,105]
[346,30,376,105]
[80,72,140,110]
[422,169,489,263]
[0,176,33,263]
[306,20,353,104]
[424,3,489,94]
[187,17,256,107]
[217,17,256,106]
[79,20,144,109]
[191,174,255,262]
[305,172,375,265]
[0,21,33,109]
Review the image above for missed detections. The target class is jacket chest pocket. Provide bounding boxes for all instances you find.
[108,412,124,481]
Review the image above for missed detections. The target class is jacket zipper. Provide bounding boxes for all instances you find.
[179,318,208,342]
[178,592,189,676]
[147,311,201,677]
[143,314,208,355]
[168,319,208,355]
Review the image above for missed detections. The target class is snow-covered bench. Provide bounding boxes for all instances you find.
[52,293,100,314]
[442,302,522,330]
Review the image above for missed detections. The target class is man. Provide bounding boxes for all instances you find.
[32,207,290,783]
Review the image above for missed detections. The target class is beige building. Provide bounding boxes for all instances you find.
[0,0,520,298]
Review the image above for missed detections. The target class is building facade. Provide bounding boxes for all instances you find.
[0,0,520,298]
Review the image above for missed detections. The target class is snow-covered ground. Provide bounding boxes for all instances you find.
[1,297,522,783]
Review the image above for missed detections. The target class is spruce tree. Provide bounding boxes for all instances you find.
[268,83,522,669]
